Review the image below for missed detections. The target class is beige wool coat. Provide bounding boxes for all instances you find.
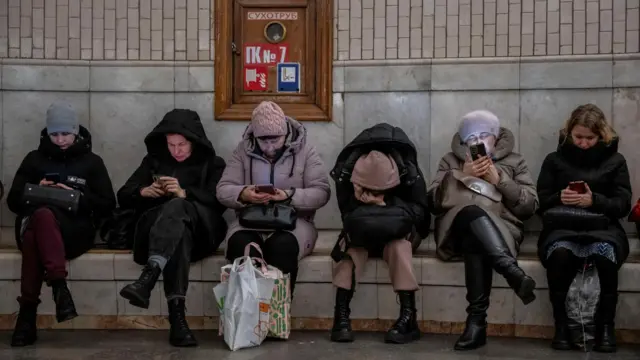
[427,127,539,261]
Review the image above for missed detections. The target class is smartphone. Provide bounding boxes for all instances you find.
[44,173,61,183]
[568,181,587,194]
[152,174,168,183]
[255,184,276,195]
[469,142,487,161]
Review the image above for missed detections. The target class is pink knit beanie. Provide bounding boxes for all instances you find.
[351,151,401,191]
[251,101,288,137]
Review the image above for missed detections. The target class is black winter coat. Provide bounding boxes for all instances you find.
[330,123,430,255]
[117,109,227,264]
[536,134,632,267]
[7,126,117,259]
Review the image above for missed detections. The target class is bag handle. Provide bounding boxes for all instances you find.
[243,242,263,257]
[243,242,269,273]
[269,188,296,205]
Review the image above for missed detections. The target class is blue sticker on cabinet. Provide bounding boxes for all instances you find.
[276,62,300,92]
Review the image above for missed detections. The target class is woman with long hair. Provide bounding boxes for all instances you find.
[536,104,631,353]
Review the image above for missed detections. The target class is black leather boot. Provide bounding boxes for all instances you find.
[51,280,78,323]
[10,302,38,347]
[468,216,536,304]
[119,261,162,309]
[330,288,354,342]
[168,298,197,347]
[385,290,420,344]
[549,291,572,350]
[594,293,617,353]
[455,253,492,350]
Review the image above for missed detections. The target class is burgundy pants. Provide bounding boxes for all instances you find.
[19,207,68,305]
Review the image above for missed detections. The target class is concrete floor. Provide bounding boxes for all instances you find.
[0,331,638,360]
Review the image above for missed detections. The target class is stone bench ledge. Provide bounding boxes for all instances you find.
[2,250,640,292]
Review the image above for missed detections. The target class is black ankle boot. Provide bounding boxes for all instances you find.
[119,261,162,309]
[11,302,38,347]
[168,298,197,347]
[330,288,354,342]
[594,293,617,353]
[549,291,572,350]
[468,216,536,304]
[455,253,492,350]
[51,280,78,323]
[385,290,420,344]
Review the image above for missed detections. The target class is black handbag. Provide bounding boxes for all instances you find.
[542,206,610,231]
[238,190,297,231]
[22,183,81,214]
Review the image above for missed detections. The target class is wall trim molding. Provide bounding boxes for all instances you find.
[2,54,640,68]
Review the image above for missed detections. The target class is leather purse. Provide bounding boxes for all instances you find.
[542,206,609,231]
[238,189,297,231]
[22,183,81,214]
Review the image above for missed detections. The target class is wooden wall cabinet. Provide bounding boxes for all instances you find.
[214,0,333,121]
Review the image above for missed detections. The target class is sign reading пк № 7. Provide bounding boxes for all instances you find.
[244,43,289,66]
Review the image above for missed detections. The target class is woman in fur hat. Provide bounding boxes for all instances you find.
[427,110,539,350]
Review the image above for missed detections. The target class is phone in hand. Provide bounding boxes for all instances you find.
[255,184,276,195]
[44,173,61,183]
[152,174,168,183]
[568,181,587,194]
[469,142,487,161]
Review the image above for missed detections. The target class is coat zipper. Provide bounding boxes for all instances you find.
[269,162,275,184]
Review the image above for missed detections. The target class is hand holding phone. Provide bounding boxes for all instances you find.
[469,142,488,161]
[255,184,276,195]
[44,173,61,183]
[568,181,587,194]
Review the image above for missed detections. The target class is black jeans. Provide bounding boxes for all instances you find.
[148,198,198,300]
[546,247,618,295]
[226,230,300,293]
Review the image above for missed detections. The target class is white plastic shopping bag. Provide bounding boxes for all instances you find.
[214,256,275,351]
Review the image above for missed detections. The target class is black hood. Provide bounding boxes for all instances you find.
[335,123,418,166]
[144,109,215,161]
[38,125,92,160]
[331,123,421,186]
[557,132,619,168]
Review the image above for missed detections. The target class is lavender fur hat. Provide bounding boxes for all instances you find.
[458,110,500,143]
[251,101,288,138]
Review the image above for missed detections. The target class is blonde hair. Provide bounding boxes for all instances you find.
[561,104,617,144]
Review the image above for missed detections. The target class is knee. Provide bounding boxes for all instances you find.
[547,248,574,265]
[592,255,618,274]
[458,205,487,221]
[263,232,300,272]
[31,207,55,221]
[383,239,412,258]
[164,197,189,211]
[226,231,262,261]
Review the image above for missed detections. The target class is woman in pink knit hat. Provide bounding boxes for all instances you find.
[428,110,538,351]
[328,123,430,345]
[216,101,330,296]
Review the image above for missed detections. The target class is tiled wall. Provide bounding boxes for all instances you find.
[0,0,216,60]
[335,0,640,60]
[1,0,639,60]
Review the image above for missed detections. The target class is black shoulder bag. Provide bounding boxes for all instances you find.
[238,189,297,231]
[542,206,610,232]
[22,183,81,214]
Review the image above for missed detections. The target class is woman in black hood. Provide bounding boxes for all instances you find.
[7,101,116,347]
[117,109,227,347]
[536,104,632,353]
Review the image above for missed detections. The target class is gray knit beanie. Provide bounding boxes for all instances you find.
[46,101,79,135]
